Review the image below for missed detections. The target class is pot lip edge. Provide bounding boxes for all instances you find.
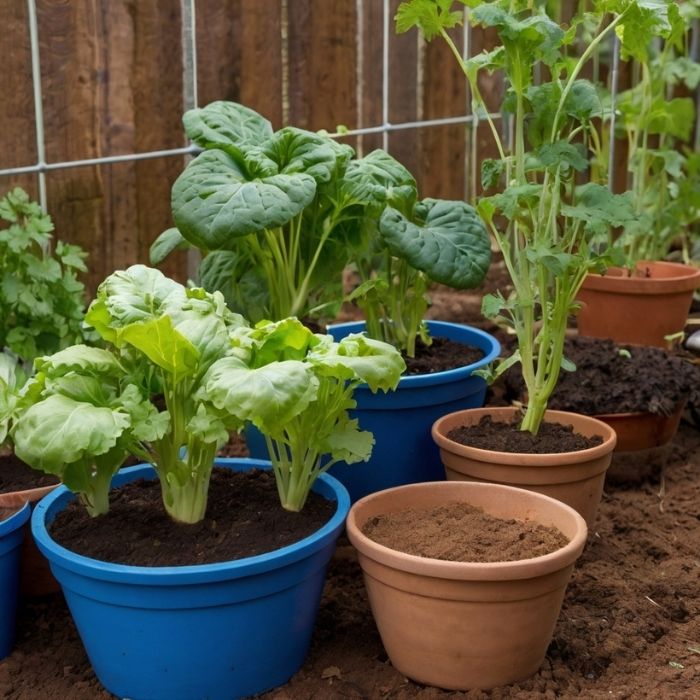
[431,407,617,465]
[0,500,31,537]
[30,458,350,584]
[346,480,587,582]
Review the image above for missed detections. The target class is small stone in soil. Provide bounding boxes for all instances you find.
[362,501,569,562]
[447,415,603,454]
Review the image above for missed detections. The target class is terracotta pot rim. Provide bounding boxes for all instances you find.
[582,260,700,295]
[347,480,587,582]
[431,407,617,466]
[0,483,58,507]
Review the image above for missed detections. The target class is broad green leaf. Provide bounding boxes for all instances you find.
[13,394,130,473]
[34,345,121,378]
[150,228,191,265]
[43,374,113,406]
[182,101,273,162]
[186,404,229,445]
[319,417,374,464]
[395,0,464,39]
[379,199,491,289]
[172,149,317,250]
[202,357,319,433]
[120,316,199,377]
[307,333,405,392]
[534,141,588,173]
[248,127,354,184]
[244,318,317,367]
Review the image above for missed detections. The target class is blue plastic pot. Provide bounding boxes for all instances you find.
[0,501,31,659]
[326,320,500,501]
[31,458,350,700]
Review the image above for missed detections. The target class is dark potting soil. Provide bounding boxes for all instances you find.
[403,336,483,375]
[447,415,603,454]
[362,501,569,562]
[49,468,335,567]
[0,453,59,494]
[502,335,700,416]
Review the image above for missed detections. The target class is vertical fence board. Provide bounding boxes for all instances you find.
[0,0,37,197]
[420,25,467,200]
[287,0,357,133]
[38,0,107,292]
[358,0,384,156]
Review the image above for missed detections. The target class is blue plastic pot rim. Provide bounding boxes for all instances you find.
[328,320,501,389]
[0,500,31,537]
[31,458,350,586]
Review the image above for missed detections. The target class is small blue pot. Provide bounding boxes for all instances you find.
[326,320,500,501]
[31,458,350,700]
[0,501,31,659]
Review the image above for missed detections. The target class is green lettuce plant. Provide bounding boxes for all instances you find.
[397,0,669,433]
[0,187,89,364]
[12,265,403,519]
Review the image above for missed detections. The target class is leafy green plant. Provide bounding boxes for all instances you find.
[397,0,669,433]
[151,101,359,323]
[609,0,700,263]
[0,187,89,364]
[12,265,403,519]
[342,150,492,357]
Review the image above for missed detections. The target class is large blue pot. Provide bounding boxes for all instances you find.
[0,501,31,659]
[31,458,350,700]
[326,320,500,501]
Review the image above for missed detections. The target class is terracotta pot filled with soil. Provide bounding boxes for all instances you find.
[346,480,587,690]
[576,261,700,348]
[31,459,350,700]
[0,452,60,597]
[501,336,700,452]
[432,407,616,528]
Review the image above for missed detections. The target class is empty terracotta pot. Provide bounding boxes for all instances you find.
[0,484,59,597]
[576,261,700,348]
[431,407,616,528]
[346,480,587,690]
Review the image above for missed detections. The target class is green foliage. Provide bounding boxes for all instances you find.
[12,265,404,519]
[396,0,672,433]
[0,187,89,364]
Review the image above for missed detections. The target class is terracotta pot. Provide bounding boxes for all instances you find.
[593,401,685,452]
[0,484,59,597]
[346,480,587,690]
[576,261,700,348]
[431,407,616,528]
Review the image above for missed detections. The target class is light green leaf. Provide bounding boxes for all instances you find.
[34,345,121,378]
[203,357,319,433]
[13,394,130,473]
[320,417,374,464]
[186,404,229,445]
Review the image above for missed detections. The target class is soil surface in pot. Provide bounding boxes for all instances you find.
[49,468,335,567]
[501,336,700,416]
[0,454,58,494]
[362,502,568,562]
[447,416,603,454]
[403,338,483,375]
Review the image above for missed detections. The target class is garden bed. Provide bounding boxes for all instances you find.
[1,420,698,699]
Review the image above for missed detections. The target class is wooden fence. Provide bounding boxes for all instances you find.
[1,1,695,293]
[0,0,508,291]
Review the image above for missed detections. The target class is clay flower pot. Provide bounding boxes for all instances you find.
[346,480,587,690]
[431,407,617,528]
[576,261,700,348]
[594,401,685,452]
[0,484,59,597]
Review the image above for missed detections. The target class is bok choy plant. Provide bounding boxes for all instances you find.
[12,266,403,519]
[397,0,670,433]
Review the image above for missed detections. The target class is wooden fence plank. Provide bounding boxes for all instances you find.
[287,0,357,133]
[0,0,37,197]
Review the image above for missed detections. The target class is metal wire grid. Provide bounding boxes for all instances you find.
[1,1,697,212]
